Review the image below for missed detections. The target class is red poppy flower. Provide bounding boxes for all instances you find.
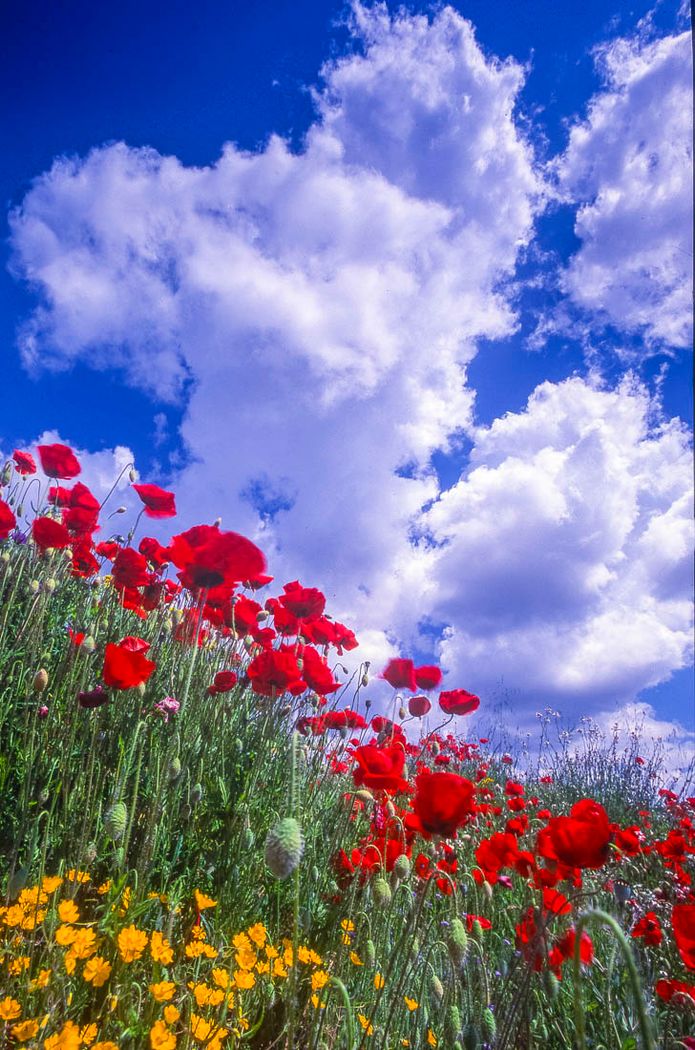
[37,443,81,479]
[352,743,409,793]
[247,648,304,697]
[32,516,72,550]
[673,904,695,970]
[71,541,99,577]
[381,658,417,692]
[12,449,36,475]
[539,798,612,870]
[475,832,522,882]
[95,540,121,560]
[412,770,476,838]
[655,978,695,1005]
[102,638,156,689]
[0,498,16,540]
[133,483,177,519]
[414,665,442,690]
[279,580,326,622]
[139,536,170,568]
[224,595,262,636]
[409,694,432,717]
[439,689,480,716]
[300,645,340,695]
[112,547,150,589]
[631,911,663,947]
[169,524,266,591]
[210,670,238,694]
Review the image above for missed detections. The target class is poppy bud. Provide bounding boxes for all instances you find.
[264,817,304,880]
[83,842,97,865]
[482,880,493,901]
[44,578,56,593]
[16,504,24,517]
[311,865,320,882]
[214,517,222,526]
[104,801,128,840]
[393,854,411,881]
[365,939,376,968]
[385,800,396,818]
[430,974,444,1001]
[256,609,268,621]
[1,551,10,563]
[82,636,96,653]
[398,706,407,720]
[168,757,182,782]
[115,506,127,514]
[361,674,369,687]
[481,1008,496,1042]
[1,462,13,485]
[356,789,374,804]
[446,1005,462,1043]
[372,877,391,907]
[191,783,203,805]
[431,741,440,755]
[365,699,372,709]
[29,579,40,594]
[33,668,49,693]
[137,682,146,697]
[471,919,484,941]
[447,917,468,966]
[128,469,138,482]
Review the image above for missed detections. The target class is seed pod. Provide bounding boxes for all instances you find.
[393,854,411,881]
[168,757,182,782]
[430,974,444,1002]
[364,939,376,968]
[191,783,203,805]
[543,969,560,1001]
[447,917,468,966]
[264,817,304,880]
[104,801,128,841]
[446,1005,462,1043]
[372,876,392,908]
[33,668,49,693]
[481,1008,496,1043]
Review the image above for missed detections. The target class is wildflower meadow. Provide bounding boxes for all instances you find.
[0,442,693,1050]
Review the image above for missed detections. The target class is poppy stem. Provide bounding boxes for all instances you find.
[572,909,654,1050]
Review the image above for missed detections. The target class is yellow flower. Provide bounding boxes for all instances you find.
[310,994,326,1009]
[194,890,217,911]
[3,904,25,927]
[70,927,97,960]
[150,981,176,1003]
[44,1020,81,1049]
[374,973,385,990]
[264,944,279,959]
[8,955,30,975]
[118,925,148,963]
[58,900,80,923]
[21,909,46,930]
[271,958,288,979]
[189,1016,213,1043]
[211,968,230,989]
[149,1020,177,1050]
[311,970,329,991]
[116,887,131,917]
[427,1030,438,1047]
[83,956,112,988]
[255,959,270,975]
[358,1014,374,1036]
[235,946,257,971]
[29,968,52,991]
[55,923,78,946]
[11,1019,39,1042]
[297,946,312,964]
[232,932,251,952]
[340,918,355,932]
[233,970,255,990]
[19,886,47,907]
[163,1006,180,1025]
[97,881,112,896]
[150,931,174,965]
[247,923,267,947]
[349,950,363,966]
[65,869,90,884]
[308,949,322,966]
[404,996,418,1011]
[42,876,63,894]
[0,997,22,1021]
[80,1023,98,1045]
[93,1044,120,1050]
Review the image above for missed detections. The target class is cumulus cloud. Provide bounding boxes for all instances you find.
[5,4,693,724]
[557,28,693,351]
[423,376,693,712]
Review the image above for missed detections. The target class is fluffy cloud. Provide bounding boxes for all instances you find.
[424,376,693,712]
[6,4,692,724]
[8,4,540,635]
[557,28,693,351]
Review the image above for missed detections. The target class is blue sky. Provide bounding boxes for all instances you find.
[1,0,692,740]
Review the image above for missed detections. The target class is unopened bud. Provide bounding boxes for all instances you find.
[115,506,127,514]
[137,682,146,697]
[33,669,49,693]
[128,469,138,483]
[1,463,12,485]
[372,877,391,907]
[361,674,369,687]
[265,817,304,879]
[393,854,411,881]
[398,706,407,720]
[16,504,24,517]
[44,578,57,593]
[82,636,96,653]
[29,580,40,594]
[355,789,374,804]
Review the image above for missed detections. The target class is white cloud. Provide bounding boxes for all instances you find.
[5,5,693,723]
[423,376,693,711]
[557,28,693,351]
